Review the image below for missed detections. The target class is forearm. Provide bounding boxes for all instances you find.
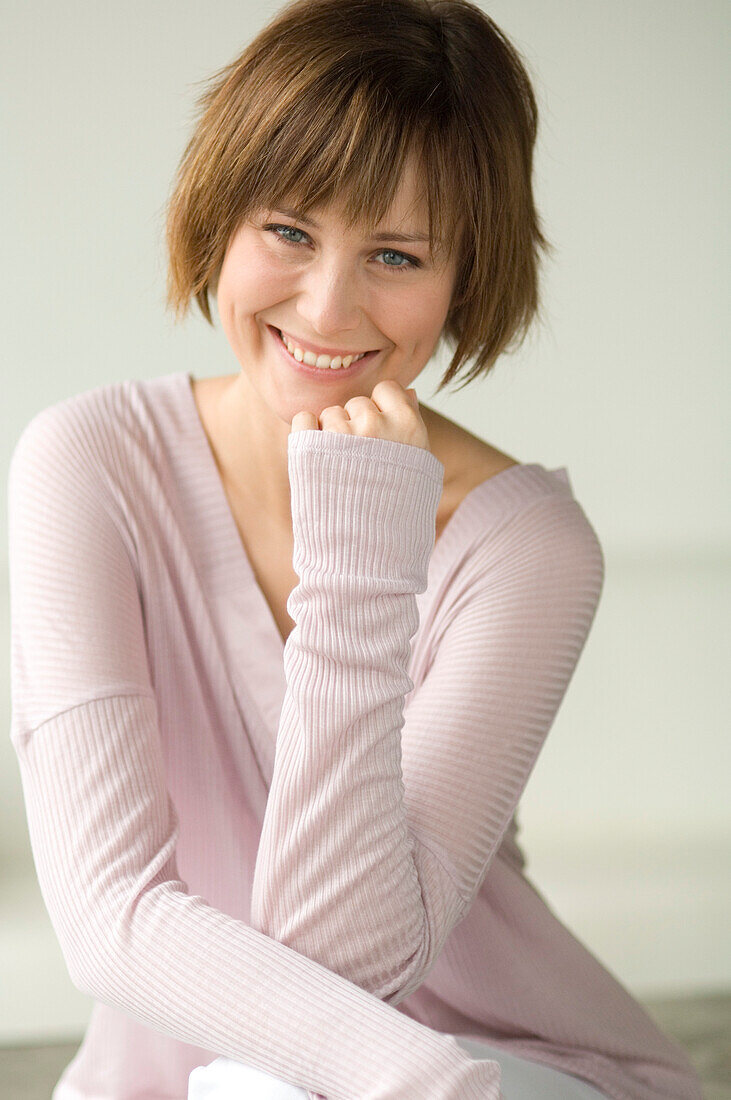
[250,432,459,1000]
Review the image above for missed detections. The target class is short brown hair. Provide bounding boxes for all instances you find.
[164,0,552,393]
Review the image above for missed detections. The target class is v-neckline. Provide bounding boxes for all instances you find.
[178,370,570,658]
[150,371,570,794]
[181,371,297,652]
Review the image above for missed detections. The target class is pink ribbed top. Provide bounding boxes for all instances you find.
[7,371,701,1100]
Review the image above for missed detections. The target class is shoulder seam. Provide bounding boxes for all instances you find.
[17,691,157,738]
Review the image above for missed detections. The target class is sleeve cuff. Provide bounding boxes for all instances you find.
[287,430,444,584]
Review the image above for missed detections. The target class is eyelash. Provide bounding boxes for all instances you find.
[262,223,422,274]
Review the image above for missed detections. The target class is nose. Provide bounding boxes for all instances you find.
[294,256,363,340]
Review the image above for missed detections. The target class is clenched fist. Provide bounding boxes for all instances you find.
[290,379,430,451]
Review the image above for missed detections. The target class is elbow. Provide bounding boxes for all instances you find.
[54,900,137,1004]
[283,905,449,1005]
[373,939,437,1005]
[251,840,462,1001]
[251,908,436,1002]
[60,929,112,1001]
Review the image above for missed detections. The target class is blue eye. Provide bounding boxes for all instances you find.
[378,249,416,271]
[262,224,421,273]
[270,224,307,245]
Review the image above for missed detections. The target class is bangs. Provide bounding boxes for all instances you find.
[234,89,462,265]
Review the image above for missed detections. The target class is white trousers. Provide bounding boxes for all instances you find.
[188,1035,610,1099]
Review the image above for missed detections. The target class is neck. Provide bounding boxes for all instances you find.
[206,372,294,530]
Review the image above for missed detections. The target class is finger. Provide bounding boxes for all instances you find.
[340,395,383,436]
[318,404,352,433]
[369,379,416,413]
[290,411,320,433]
[342,394,376,414]
[365,381,428,448]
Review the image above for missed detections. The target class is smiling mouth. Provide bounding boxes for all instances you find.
[273,327,378,369]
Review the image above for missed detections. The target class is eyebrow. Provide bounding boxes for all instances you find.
[272,207,431,244]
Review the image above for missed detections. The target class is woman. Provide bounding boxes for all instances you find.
[7,0,702,1098]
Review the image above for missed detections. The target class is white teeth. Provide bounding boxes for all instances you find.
[279,330,366,369]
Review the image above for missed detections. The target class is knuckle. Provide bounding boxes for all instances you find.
[372,379,401,394]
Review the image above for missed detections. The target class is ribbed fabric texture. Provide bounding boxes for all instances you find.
[7,371,702,1100]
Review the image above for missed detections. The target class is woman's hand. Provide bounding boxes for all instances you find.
[290,379,430,451]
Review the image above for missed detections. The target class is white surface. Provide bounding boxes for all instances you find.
[188,1057,310,1100]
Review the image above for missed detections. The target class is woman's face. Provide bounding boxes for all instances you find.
[215,157,460,424]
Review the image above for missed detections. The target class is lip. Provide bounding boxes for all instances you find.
[268,325,379,380]
[278,326,377,358]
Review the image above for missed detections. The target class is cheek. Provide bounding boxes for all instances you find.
[218,260,283,322]
[395,290,451,345]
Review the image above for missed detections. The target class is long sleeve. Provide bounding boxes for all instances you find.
[7,403,503,1100]
[250,428,605,1005]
